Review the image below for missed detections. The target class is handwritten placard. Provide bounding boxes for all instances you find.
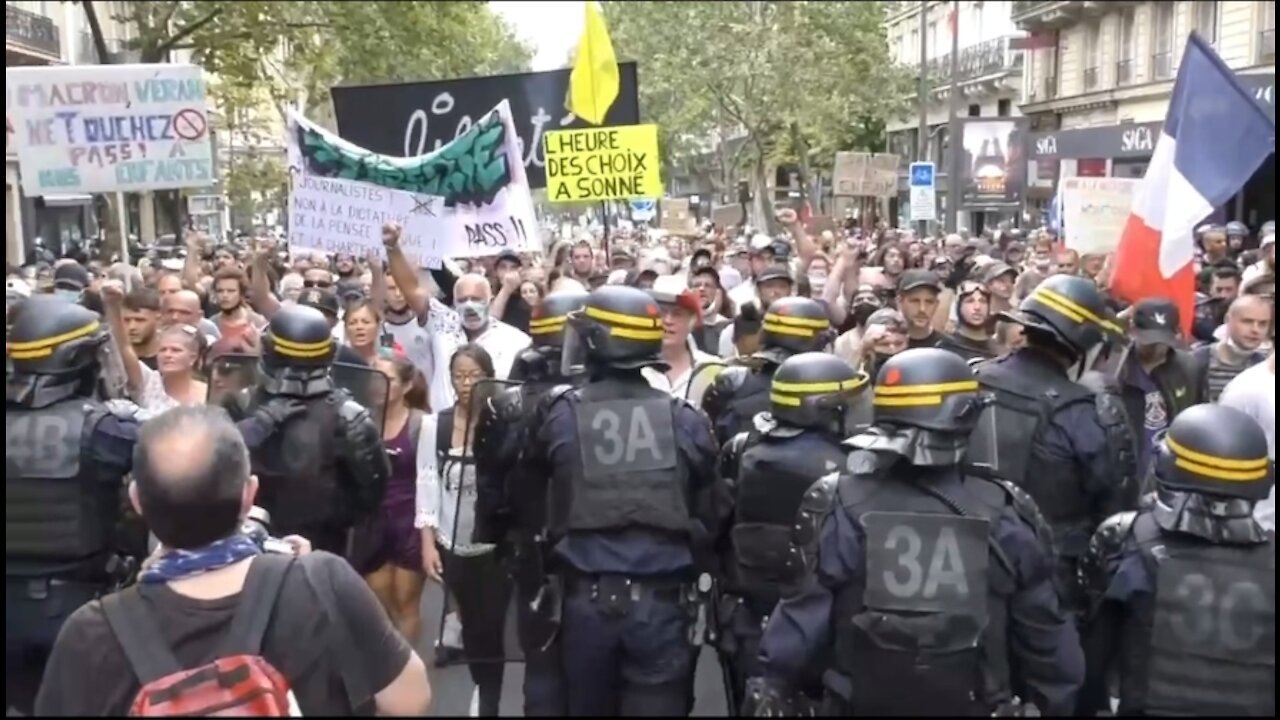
[287,100,539,264]
[6,64,214,195]
[1061,177,1138,255]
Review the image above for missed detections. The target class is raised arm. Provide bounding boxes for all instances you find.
[382,223,430,321]
[250,242,283,320]
[98,280,143,398]
[181,230,205,291]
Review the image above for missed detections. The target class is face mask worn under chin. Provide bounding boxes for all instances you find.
[458,300,490,331]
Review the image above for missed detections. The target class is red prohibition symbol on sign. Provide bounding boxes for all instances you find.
[172,108,207,141]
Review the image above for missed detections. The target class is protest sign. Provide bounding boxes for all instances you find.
[1061,176,1138,255]
[543,124,661,202]
[287,100,538,265]
[711,203,744,228]
[6,64,214,196]
[832,152,899,198]
[330,64,640,189]
[660,197,696,234]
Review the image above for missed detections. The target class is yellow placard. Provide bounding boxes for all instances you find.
[544,124,662,203]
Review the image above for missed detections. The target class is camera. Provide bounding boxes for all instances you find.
[242,506,298,555]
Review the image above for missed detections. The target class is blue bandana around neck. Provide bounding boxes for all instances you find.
[140,533,262,584]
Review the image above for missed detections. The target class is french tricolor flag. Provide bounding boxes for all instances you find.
[1109,33,1275,335]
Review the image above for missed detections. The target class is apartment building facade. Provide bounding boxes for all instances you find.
[1016,0,1275,227]
[885,1,1027,231]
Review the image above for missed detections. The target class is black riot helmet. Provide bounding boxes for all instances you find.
[872,348,984,435]
[261,305,336,370]
[564,285,665,371]
[1006,273,1123,364]
[760,296,834,361]
[1155,404,1273,502]
[1225,220,1250,240]
[528,290,589,348]
[771,352,870,435]
[7,295,107,376]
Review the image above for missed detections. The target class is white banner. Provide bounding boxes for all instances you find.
[286,100,538,265]
[7,64,215,196]
[1061,177,1139,255]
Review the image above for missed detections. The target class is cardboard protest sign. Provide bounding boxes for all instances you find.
[7,64,214,195]
[660,197,696,234]
[832,152,899,198]
[287,100,538,265]
[330,64,641,189]
[543,124,661,202]
[1061,177,1137,255]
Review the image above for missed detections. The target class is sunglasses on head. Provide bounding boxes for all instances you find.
[304,280,333,289]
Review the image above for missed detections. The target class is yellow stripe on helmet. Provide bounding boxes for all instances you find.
[528,315,568,329]
[763,313,830,330]
[585,306,661,329]
[1174,458,1270,482]
[271,335,333,352]
[773,377,868,395]
[8,321,101,352]
[874,380,979,397]
[609,327,665,341]
[762,322,818,338]
[1167,437,1270,471]
[874,395,943,408]
[770,393,803,407]
[1035,287,1124,334]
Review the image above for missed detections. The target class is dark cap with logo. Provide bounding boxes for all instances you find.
[297,287,341,318]
[1130,297,1184,348]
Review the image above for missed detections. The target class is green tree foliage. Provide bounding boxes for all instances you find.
[223,150,287,229]
[603,1,911,220]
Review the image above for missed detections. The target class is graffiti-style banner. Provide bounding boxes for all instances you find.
[286,100,538,264]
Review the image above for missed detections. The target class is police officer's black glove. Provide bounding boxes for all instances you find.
[743,677,793,718]
[252,398,308,427]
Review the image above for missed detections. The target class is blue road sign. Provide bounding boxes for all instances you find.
[909,162,935,188]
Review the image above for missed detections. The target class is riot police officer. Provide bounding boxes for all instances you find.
[1078,404,1273,717]
[473,289,588,717]
[748,348,1083,717]
[702,295,834,446]
[6,297,142,714]
[524,285,728,716]
[967,274,1138,617]
[232,305,390,556]
[719,352,870,712]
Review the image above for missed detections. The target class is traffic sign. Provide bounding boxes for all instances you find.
[908,162,936,222]
[630,199,657,222]
[910,162,935,188]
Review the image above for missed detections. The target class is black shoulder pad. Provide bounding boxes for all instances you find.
[994,478,1055,552]
[535,383,575,417]
[1080,510,1139,612]
[794,473,840,574]
[492,385,524,421]
[337,398,375,428]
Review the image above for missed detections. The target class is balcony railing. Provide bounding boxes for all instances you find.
[1044,75,1058,99]
[1262,29,1276,62]
[1116,58,1135,86]
[6,4,62,60]
[1083,66,1100,91]
[1152,51,1174,80]
[914,36,1024,91]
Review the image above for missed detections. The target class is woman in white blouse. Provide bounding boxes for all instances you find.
[415,344,512,717]
[102,281,206,412]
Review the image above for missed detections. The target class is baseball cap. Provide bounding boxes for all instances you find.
[756,264,794,285]
[898,269,943,294]
[1260,233,1275,250]
[982,262,1018,284]
[297,287,341,318]
[1130,298,1185,349]
[649,278,703,323]
[494,249,523,267]
[53,263,91,292]
[748,234,775,255]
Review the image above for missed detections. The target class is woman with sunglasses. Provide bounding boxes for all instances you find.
[101,281,207,412]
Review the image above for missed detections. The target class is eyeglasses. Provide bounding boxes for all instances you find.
[304,280,333,289]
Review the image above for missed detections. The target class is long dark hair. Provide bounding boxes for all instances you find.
[378,348,429,412]
[449,343,497,416]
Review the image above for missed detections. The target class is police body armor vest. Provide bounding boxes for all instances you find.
[246,392,344,533]
[5,399,115,568]
[552,379,691,536]
[717,366,773,444]
[733,431,847,609]
[1120,513,1274,717]
[969,355,1094,555]
[833,472,1014,716]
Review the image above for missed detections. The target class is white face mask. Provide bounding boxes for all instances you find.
[458,300,490,331]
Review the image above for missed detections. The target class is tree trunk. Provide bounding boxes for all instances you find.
[751,151,771,234]
[80,1,112,63]
[790,122,812,214]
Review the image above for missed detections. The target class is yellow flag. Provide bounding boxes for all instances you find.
[568,1,619,126]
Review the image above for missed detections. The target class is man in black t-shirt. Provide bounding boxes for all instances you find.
[35,406,430,716]
[897,269,943,349]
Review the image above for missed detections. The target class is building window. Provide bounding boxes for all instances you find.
[1153,2,1175,80]
[1116,8,1136,85]
[997,98,1012,116]
[1195,1,1219,46]
[967,103,981,117]
[1083,20,1102,91]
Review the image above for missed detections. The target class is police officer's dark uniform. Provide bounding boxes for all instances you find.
[718,352,871,711]
[6,297,140,714]
[968,274,1138,617]
[473,290,588,717]
[702,295,834,447]
[749,348,1084,717]
[233,305,390,556]
[1078,404,1274,717]
[524,285,728,716]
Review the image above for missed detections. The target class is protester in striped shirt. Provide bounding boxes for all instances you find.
[1194,295,1271,402]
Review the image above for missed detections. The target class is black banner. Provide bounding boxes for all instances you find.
[331,64,641,190]
[956,118,1027,210]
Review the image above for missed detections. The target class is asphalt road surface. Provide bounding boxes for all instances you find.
[418,581,731,717]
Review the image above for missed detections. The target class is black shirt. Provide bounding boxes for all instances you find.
[907,330,942,349]
[937,332,998,363]
[335,343,370,367]
[35,552,411,716]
